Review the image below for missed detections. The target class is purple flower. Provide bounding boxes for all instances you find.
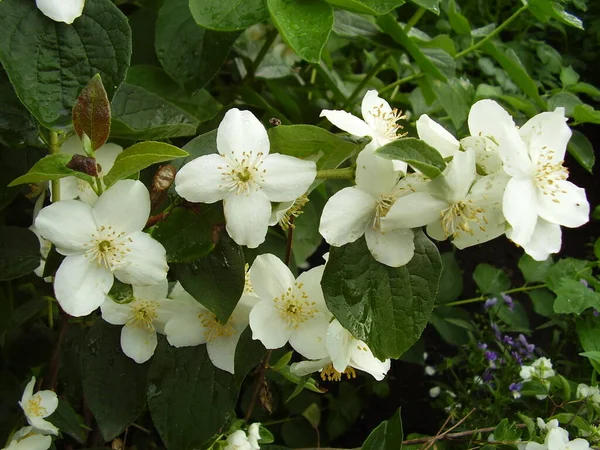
[477,342,488,350]
[503,335,514,346]
[517,334,535,355]
[485,351,498,361]
[482,371,494,383]
[509,382,522,399]
[511,351,522,364]
[491,323,502,339]
[484,297,498,310]
[594,309,599,317]
[501,293,514,310]
[580,279,589,288]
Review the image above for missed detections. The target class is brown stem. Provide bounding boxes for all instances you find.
[284,217,295,266]
[45,312,70,391]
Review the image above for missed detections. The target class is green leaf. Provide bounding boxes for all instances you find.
[560,66,580,88]
[579,351,600,363]
[429,77,473,128]
[0,0,131,129]
[0,226,41,281]
[156,0,240,91]
[546,258,589,292]
[189,0,269,31]
[268,0,333,63]
[568,130,595,173]
[436,252,463,304]
[47,399,85,443]
[577,316,600,374]
[483,41,544,109]
[302,403,321,428]
[376,14,447,82]
[326,0,406,15]
[322,231,442,360]
[72,74,111,152]
[473,263,510,294]
[429,306,472,346]
[497,301,530,332]
[520,380,550,397]
[409,0,440,14]
[9,153,94,187]
[528,289,555,318]
[0,71,40,149]
[333,10,380,38]
[527,0,583,29]
[518,254,554,283]
[152,207,222,263]
[567,82,600,98]
[361,408,403,450]
[573,104,600,124]
[172,234,245,324]
[553,279,600,315]
[103,141,188,187]
[148,341,244,450]
[82,321,149,441]
[375,138,446,179]
[447,0,471,35]
[548,92,583,116]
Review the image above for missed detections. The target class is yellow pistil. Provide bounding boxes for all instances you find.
[373,193,396,229]
[198,311,236,342]
[278,195,309,230]
[440,200,487,238]
[369,105,408,142]
[320,364,357,382]
[25,396,47,418]
[129,300,159,329]
[274,282,317,329]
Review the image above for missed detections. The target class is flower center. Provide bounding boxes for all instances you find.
[198,311,236,342]
[129,300,159,329]
[369,106,407,142]
[534,151,569,201]
[218,152,266,195]
[320,364,357,382]
[25,396,47,418]
[440,201,487,238]
[84,225,132,271]
[274,282,318,329]
[373,193,396,229]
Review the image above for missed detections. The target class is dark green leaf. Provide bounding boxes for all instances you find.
[497,301,530,332]
[520,380,549,397]
[322,231,442,360]
[447,0,471,35]
[376,138,446,179]
[429,77,473,128]
[546,258,589,292]
[567,130,595,173]
[518,254,554,283]
[577,316,600,374]
[104,141,188,187]
[527,0,583,29]
[47,399,85,443]
[528,289,555,318]
[0,227,40,281]
[548,92,583,117]
[268,0,334,63]
[361,408,403,450]
[0,0,131,128]
[429,306,471,346]
[326,0,406,15]
[9,153,94,187]
[234,327,267,386]
[0,71,39,148]
[473,263,510,294]
[573,104,600,124]
[435,252,462,304]
[189,0,269,31]
[156,0,240,91]
[72,74,111,152]
[553,279,600,315]
[421,48,456,78]
[333,10,380,38]
[409,0,440,14]
[82,321,149,441]
[172,234,245,324]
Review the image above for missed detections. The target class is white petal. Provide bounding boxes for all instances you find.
[101,299,131,325]
[35,0,84,24]
[350,344,390,381]
[289,314,330,360]
[468,99,515,143]
[113,231,168,286]
[383,192,448,229]
[325,320,353,373]
[35,200,96,255]
[499,124,534,178]
[96,143,123,175]
[165,316,206,347]
[536,180,589,228]
[20,378,35,405]
[27,416,58,436]
[430,149,476,202]
[416,115,459,158]
[207,331,243,374]
[249,253,295,301]
[77,182,99,206]
[520,219,561,261]
[133,279,169,302]
[33,391,58,418]
[248,301,291,349]
[121,323,157,364]
[361,90,392,130]
[365,226,415,267]
[319,187,376,246]
[290,358,330,377]
[223,189,271,248]
[503,178,539,247]
[217,109,270,160]
[54,254,113,316]
[57,176,80,201]
[461,136,503,175]
[269,200,294,226]
[295,265,327,310]
[260,155,316,202]
[568,440,591,450]
[355,145,399,197]
[10,432,52,450]
[319,110,372,137]
[93,180,150,234]
[169,281,197,304]
[174,154,231,204]
[519,109,571,165]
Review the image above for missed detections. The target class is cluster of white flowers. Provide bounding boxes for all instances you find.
[320,91,589,265]
[224,423,261,450]
[2,377,59,450]
[519,357,555,400]
[524,418,590,450]
[576,383,600,404]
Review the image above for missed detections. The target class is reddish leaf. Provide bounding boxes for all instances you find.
[72,74,111,151]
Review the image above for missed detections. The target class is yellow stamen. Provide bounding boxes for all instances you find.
[320,364,357,382]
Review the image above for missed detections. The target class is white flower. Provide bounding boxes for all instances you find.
[520,357,555,400]
[425,366,436,376]
[164,282,258,374]
[319,145,420,267]
[429,386,441,398]
[30,225,52,282]
[100,279,175,364]
[248,423,261,450]
[290,319,390,381]
[51,136,122,205]
[248,255,330,358]
[224,430,252,450]
[34,180,169,317]
[537,418,560,431]
[175,109,316,248]
[320,90,407,171]
[416,115,459,159]
[383,148,507,249]
[526,427,589,450]
[35,0,84,24]
[18,378,58,436]
[2,427,52,450]
[472,100,589,260]
[576,384,600,404]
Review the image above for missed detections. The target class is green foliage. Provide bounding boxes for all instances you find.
[9,154,94,187]
[375,137,446,178]
[189,0,269,31]
[473,264,510,295]
[361,408,403,450]
[0,227,40,281]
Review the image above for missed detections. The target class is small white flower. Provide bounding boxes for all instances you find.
[576,383,600,404]
[425,366,436,376]
[429,386,441,398]
[51,136,122,205]
[30,225,52,282]
[35,0,84,24]
[164,282,258,374]
[2,426,52,450]
[526,427,589,450]
[248,255,330,358]
[175,109,316,248]
[34,180,169,317]
[18,378,58,436]
[224,430,252,450]
[416,115,459,159]
[520,357,555,400]
[537,418,560,431]
[101,279,175,364]
[319,145,420,267]
[248,423,261,450]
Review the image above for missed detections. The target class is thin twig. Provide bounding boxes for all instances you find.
[46,312,70,391]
